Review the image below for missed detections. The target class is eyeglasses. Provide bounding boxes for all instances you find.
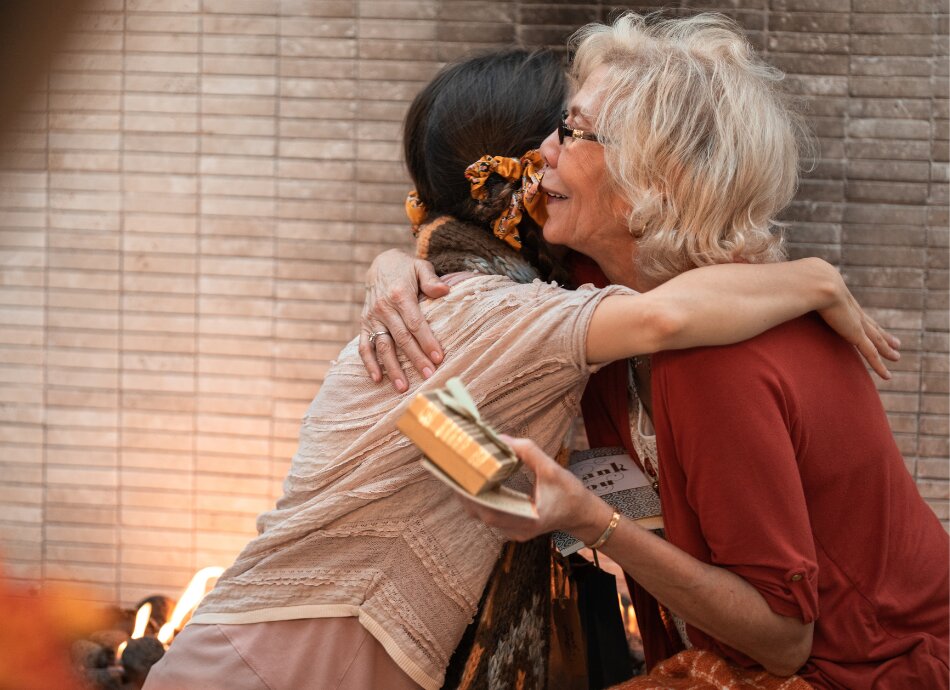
[557,110,602,145]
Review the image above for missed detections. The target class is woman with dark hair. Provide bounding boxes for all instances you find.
[144,47,894,690]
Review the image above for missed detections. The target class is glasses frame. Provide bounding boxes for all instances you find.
[557,110,602,145]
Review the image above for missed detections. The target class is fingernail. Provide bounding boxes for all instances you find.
[422,367,434,379]
[431,351,442,364]
[372,374,381,383]
[395,379,407,393]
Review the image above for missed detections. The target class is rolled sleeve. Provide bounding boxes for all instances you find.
[653,344,820,625]
[731,562,819,624]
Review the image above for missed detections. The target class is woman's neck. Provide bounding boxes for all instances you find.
[583,234,651,292]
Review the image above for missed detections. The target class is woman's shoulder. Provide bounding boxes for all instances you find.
[428,274,545,308]
[432,273,631,307]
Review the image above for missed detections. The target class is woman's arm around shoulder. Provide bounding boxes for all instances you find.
[359,248,449,390]
[585,257,900,378]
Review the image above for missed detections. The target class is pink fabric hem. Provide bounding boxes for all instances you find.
[142,618,422,690]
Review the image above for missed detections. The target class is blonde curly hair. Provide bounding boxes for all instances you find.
[570,12,812,286]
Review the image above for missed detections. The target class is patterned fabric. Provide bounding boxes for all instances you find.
[465,154,523,198]
[627,364,660,488]
[441,446,582,690]
[406,189,428,233]
[406,149,545,247]
[610,650,811,690]
[464,149,547,250]
[519,150,546,219]
[440,538,552,690]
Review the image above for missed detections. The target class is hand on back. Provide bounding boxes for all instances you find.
[359,249,449,391]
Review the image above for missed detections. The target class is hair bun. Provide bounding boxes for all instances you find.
[470,175,518,223]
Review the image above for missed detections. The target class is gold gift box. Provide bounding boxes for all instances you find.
[397,378,519,495]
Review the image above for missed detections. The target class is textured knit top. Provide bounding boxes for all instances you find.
[190,274,630,689]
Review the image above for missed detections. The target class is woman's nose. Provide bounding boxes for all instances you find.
[540,129,559,168]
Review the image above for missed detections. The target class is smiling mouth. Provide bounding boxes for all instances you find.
[543,189,567,200]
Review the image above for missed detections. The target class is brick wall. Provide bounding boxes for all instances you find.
[0,0,945,605]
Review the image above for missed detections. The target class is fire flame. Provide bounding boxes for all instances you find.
[157,566,224,645]
[131,601,153,639]
[625,603,639,637]
[618,593,639,638]
[116,601,153,660]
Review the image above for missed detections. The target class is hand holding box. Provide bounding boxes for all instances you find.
[397,377,520,495]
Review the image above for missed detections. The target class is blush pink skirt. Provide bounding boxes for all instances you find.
[142,617,423,690]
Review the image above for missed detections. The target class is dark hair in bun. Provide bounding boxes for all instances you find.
[403,49,571,285]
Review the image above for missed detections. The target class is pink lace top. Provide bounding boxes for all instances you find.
[190,275,631,689]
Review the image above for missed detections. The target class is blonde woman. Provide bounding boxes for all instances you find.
[363,13,946,690]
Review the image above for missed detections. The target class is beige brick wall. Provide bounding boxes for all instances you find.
[0,0,946,606]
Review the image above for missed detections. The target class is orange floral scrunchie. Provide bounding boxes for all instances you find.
[464,150,546,250]
[405,190,428,235]
[404,149,547,248]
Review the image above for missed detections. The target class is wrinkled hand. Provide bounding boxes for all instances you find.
[359,249,450,391]
[455,436,613,546]
[817,272,901,380]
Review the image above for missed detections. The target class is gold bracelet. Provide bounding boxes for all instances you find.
[586,510,621,550]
